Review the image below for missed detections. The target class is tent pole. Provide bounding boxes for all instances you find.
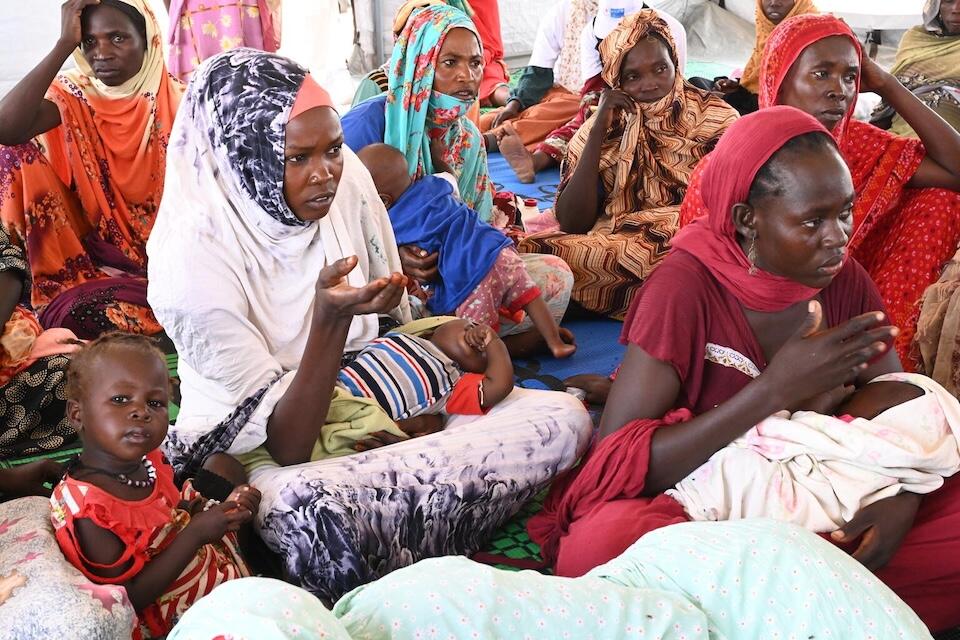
[373,0,385,67]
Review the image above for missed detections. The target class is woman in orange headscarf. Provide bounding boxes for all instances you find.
[690,0,818,114]
[0,0,182,339]
[518,10,736,318]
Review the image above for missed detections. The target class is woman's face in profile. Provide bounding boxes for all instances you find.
[746,142,854,289]
[283,106,345,222]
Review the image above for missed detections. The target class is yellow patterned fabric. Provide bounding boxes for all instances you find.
[739,0,818,93]
[519,10,736,318]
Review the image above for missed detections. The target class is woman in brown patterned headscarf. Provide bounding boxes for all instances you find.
[518,9,737,318]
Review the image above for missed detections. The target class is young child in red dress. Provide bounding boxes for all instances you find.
[49,333,260,639]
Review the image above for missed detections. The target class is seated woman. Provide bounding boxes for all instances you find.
[528,107,960,634]
[0,226,80,461]
[518,10,737,319]
[488,0,688,183]
[756,14,960,368]
[872,0,960,137]
[689,0,817,115]
[0,0,182,339]
[163,0,282,82]
[146,49,592,603]
[343,3,574,350]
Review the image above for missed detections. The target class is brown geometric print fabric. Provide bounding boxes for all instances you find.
[0,354,73,458]
[519,10,737,318]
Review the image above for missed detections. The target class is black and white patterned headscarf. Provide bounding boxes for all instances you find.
[191,48,309,227]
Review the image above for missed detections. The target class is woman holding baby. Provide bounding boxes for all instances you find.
[528,107,960,633]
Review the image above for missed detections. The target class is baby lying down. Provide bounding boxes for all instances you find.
[667,373,960,531]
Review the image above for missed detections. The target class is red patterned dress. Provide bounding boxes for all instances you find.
[50,450,249,639]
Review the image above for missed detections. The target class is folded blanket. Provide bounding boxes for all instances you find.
[667,373,960,530]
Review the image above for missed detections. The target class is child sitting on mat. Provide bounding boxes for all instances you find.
[49,333,259,639]
[357,143,575,359]
[338,319,514,423]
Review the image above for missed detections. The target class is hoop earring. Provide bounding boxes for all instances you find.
[747,235,759,276]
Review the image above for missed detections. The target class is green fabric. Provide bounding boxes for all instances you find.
[351,69,389,108]
[169,577,352,640]
[334,520,932,639]
[237,387,408,472]
[509,66,555,110]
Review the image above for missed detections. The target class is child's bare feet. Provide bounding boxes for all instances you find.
[499,124,536,183]
[547,327,577,359]
[563,374,613,405]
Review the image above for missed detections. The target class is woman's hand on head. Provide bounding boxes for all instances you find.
[60,0,100,49]
[314,256,407,320]
[595,89,637,131]
[858,54,895,96]
[831,492,921,571]
[398,245,440,282]
[761,301,898,412]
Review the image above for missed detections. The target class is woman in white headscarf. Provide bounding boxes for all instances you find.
[147,49,592,603]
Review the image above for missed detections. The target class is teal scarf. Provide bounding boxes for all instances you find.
[384,4,494,222]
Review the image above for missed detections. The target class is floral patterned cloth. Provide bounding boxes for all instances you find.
[0,496,136,640]
[0,0,182,339]
[334,519,930,639]
[167,0,282,82]
[383,5,495,221]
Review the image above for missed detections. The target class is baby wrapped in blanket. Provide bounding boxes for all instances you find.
[667,373,960,531]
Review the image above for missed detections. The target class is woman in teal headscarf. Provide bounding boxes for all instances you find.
[344,3,574,351]
[343,3,493,221]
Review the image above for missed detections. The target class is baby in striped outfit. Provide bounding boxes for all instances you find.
[337,319,515,420]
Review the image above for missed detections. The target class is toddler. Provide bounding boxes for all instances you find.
[49,333,260,639]
[338,319,514,422]
[357,143,575,359]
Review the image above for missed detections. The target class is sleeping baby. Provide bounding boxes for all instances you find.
[667,373,960,531]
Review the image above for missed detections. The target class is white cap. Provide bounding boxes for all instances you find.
[593,0,649,39]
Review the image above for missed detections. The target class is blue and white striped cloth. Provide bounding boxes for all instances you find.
[337,333,461,420]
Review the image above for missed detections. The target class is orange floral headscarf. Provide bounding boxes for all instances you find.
[42,0,183,259]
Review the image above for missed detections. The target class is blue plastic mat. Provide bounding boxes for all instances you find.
[487,151,561,208]
[514,318,624,392]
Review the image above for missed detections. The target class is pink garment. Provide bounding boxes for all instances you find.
[167,0,281,82]
[455,248,540,331]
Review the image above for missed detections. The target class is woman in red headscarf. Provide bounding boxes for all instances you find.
[682,14,960,370]
[529,107,960,633]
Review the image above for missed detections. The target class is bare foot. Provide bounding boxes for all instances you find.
[499,124,536,183]
[563,374,613,405]
[549,341,577,359]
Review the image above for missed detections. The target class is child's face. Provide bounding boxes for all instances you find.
[430,319,489,373]
[69,348,171,463]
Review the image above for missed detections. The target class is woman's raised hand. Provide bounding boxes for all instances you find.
[60,0,100,49]
[595,89,637,131]
[314,256,406,320]
[761,301,898,412]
